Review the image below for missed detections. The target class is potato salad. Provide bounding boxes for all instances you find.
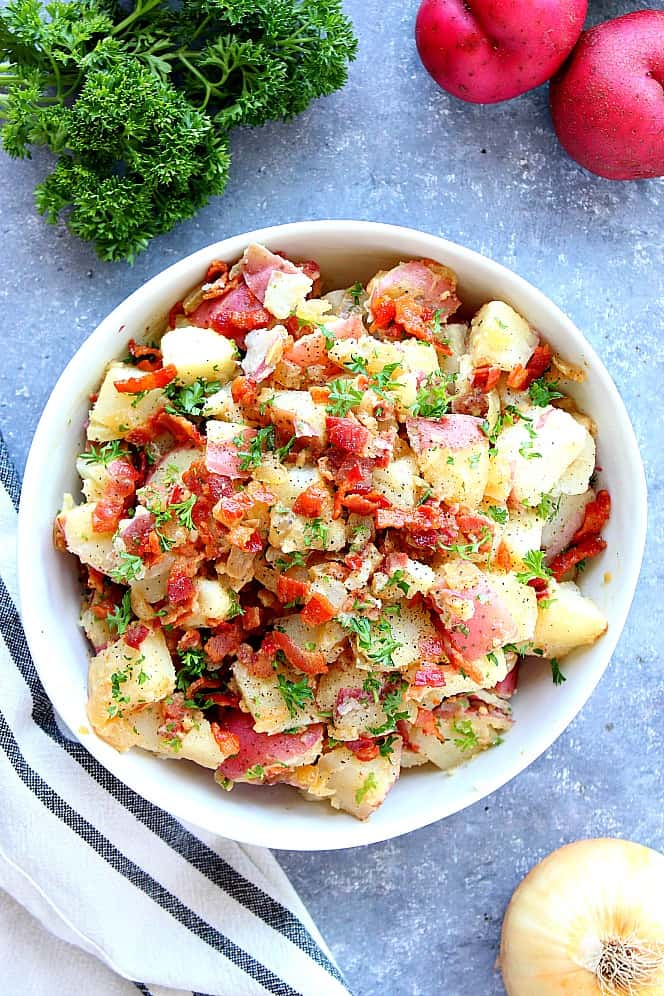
[56,244,610,820]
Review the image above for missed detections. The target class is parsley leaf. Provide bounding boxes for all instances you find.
[529,378,564,407]
[303,517,329,548]
[326,379,363,417]
[109,552,143,584]
[106,591,132,636]
[349,281,364,306]
[175,648,207,692]
[515,549,552,584]
[486,505,508,525]
[355,772,377,805]
[276,674,314,717]
[79,440,128,466]
[164,378,222,417]
[452,718,479,752]
[551,658,566,686]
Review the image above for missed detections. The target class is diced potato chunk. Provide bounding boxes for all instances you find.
[355,603,438,671]
[498,507,544,566]
[312,743,402,819]
[277,615,347,661]
[328,336,402,374]
[399,340,440,376]
[533,580,607,658]
[265,390,327,442]
[76,458,111,502]
[202,382,243,421]
[62,501,120,576]
[144,447,201,500]
[105,703,236,765]
[372,453,418,508]
[233,661,321,734]
[405,706,510,770]
[264,270,313,319]
[488,572,538,646]
[181,579,233,628]
[160,325,238,384]
[88,629,175,734]
[495,406,593,505]
[556,430,595,495]
[87,362,165,441]
[469,301,538,371]
[269,507,345,553]
[406,649,509,708]
[316,663,389,741]
[80,607,112,653]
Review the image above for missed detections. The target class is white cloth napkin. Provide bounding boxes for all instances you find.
[0,435,350,996]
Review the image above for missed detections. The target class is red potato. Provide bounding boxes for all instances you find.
[217,710,324,782]
[415,0,588,104]
[430,577,516,660]
[550,11,664,180]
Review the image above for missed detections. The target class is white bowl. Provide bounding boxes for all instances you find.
[18,221,647,850]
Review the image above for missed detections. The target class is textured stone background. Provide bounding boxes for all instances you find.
[1,1,663,993]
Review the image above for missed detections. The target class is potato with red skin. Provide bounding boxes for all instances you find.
[415,0,587,104]
[550,11,664,180]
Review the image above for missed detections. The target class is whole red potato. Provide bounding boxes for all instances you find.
[550,10,664,180]
[415,0,588,104]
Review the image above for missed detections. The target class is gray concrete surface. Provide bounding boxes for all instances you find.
[1,1,663,994]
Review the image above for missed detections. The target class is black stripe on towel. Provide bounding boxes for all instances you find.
[0,440,20,510]
[0,709,300,996]
[0,572,344,987]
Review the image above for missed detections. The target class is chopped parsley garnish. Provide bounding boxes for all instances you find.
[275,435,297,461]
[417,487,433,506]
[368,680,409,736]
[486,651,499,667]
[529,377,564,407]
[245,764,265,781]
[234,425,276,471]
[344,354,369,375]
[452,718,479,752]
[164,378,221,417]
[276,674,314,717]
[303,517,329,548]
[370,362,401,399]
[526,492,561,522]
[235,425,294,469]
[411,372,455,418]
[109,552,143,584]
[366,619,402,670]
[342,614,372,649]
[387,569,410,595]
[326,379,364,417]
[349,281,364,306]
[355,772,377,806]
[106,591,132,636]
[362,673,382,703]
[275,551,308,570]
[175,648,207,692]
[551,658,566,686]
[379,734,397,757]
[227,593,244,620]
[486,505,508,525]
[171,494,197,530]
[515,549,552,585]
[79,440,128,466]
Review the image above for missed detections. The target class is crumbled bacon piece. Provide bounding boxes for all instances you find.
[549,536,607,581]
[300,592,337,626]
[572,490,611,544]
[506,344,552,390]
[472,365,501,392]
[271,630,328,675]
[210,722,241,757]
[205,623,243,663]
[114,364,178,394]
[346,738,379,761]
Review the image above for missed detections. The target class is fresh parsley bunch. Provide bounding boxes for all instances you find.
[0,0,357,261]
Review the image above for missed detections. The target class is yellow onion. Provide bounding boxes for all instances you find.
[500,839,664,995]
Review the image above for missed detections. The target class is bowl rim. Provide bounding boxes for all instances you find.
[18,220,648,850]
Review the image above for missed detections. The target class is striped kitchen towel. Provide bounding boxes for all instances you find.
[0,433,350,996]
